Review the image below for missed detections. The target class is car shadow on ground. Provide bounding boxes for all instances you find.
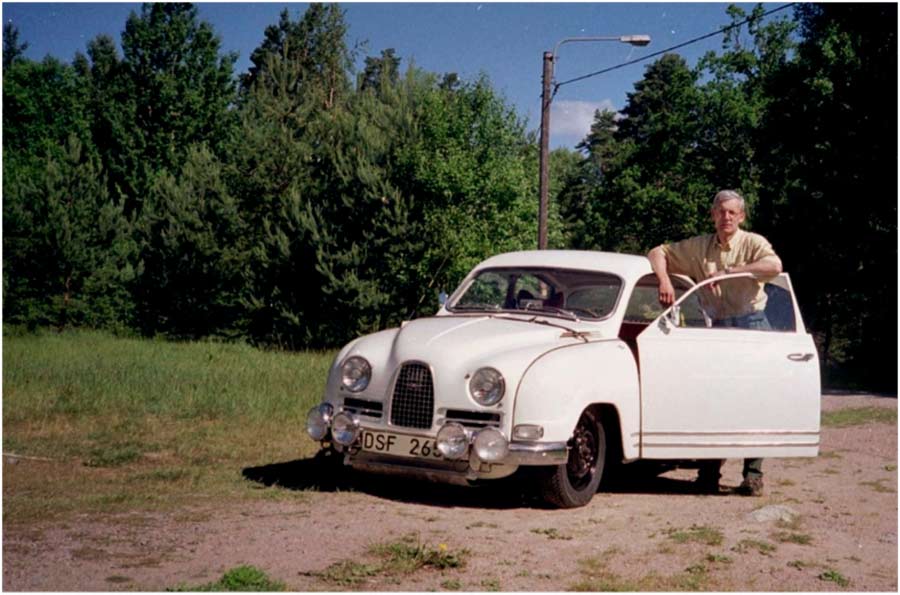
[241,452,548,509]
[242,454,728,509]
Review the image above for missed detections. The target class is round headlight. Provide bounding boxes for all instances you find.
[437,423,470,459]
[331,412,360,446]
[473,427,509,462]
[469,367,505,406]
[341,356,371,392]
[306,404,333,441]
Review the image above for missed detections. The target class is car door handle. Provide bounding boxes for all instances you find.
[787,353,814,362]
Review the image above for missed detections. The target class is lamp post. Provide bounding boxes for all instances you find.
[537,35,651,249]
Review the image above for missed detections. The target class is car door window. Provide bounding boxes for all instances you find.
[624,274,692,323]
[666,275,796,332]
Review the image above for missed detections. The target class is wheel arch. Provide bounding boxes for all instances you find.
[511,340,640,460]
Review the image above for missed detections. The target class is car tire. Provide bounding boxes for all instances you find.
[540,408,606,508]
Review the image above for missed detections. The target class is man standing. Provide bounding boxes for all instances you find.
[647,189,782,496]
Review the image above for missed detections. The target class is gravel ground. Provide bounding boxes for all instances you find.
[3,393,896,592]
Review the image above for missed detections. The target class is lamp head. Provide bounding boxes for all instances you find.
[620,35,651,46]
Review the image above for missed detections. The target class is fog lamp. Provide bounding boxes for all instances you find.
[306,404,333,441]
[513,424,544,441]
[473,427,509,462]
[436,423,470,459]
[331,412,360,446]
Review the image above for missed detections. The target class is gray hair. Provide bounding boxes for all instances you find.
[712,189,745,211]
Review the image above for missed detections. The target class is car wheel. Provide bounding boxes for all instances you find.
[540,408,606,508]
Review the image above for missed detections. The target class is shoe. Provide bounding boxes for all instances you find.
[736,475,764,497]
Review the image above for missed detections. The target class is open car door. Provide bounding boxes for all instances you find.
[636,273,820,460]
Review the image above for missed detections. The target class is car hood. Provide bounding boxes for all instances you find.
[389,315,581,365]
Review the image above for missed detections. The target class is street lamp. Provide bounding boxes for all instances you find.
[537,34,651,250]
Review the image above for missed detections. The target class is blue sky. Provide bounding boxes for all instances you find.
[2,2,793,149]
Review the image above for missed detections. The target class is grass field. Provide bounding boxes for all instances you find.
[2,328,335,522]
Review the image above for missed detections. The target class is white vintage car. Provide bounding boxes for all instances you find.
[306,250,821,507]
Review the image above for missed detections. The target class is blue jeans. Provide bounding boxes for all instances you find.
[713,310,771,331]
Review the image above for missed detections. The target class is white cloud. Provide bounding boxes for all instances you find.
[551,99,617,139]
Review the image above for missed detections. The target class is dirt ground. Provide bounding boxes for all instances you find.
[3,393,897,592]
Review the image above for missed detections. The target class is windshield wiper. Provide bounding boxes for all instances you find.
[451,303,501,311]
[522,303,579,321]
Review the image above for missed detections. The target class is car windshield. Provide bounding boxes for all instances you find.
[449,267,623,320]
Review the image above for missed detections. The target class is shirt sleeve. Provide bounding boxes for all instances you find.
[747,233,778,262]
[660,237,701,276]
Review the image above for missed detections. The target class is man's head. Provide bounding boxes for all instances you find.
[711,189,746,239]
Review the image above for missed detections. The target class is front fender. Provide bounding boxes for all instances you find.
[512,339,640,460]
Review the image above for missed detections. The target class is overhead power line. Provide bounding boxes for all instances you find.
[552,2,797,98]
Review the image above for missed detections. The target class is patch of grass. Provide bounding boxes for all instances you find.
[171,565,285,591]
[311,534,470,587]
[884,464,897,472]
[859,479,895,493]
[466,521,499,529]
[480,578,502,592]
[665,524,724,546]
[705,553,732,564]
[775,516,804,531]
[732,539,777,555]
[371,534,468,572]
[84,443,143,467]
[3,329,336,523]
[441,578,462,590]
[677,564,709,590]
[571,557,712,592]
[821,407,897,428]
[818,569,850,587]
[819,450,843,459]
[316,560,380,586]
[530,527,572,540]
[787,559,815,569]
[773,531,813,545]
[777,478,796,487]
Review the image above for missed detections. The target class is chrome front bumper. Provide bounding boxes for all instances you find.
[343,440,570,484]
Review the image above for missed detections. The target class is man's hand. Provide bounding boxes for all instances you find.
[648,246,676,306]
[658,277,676,306]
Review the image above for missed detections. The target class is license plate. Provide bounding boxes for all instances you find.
[360,430,443,460]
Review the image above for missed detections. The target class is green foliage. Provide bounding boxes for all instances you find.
[3,137,138,329]
[2,3,895,391]
[171,565,286,591]
[2,329,332,425]
[557,3,896,390]
[370,534,468,571]
[3,23,29,68]
[121,3,237,177]
[821,406,897,428]
[818,569,850,588]
[135,144,248,338]
[665,525,724,546]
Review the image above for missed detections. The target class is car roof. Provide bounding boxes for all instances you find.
[472,250,653,283]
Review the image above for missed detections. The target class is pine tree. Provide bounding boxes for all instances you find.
[3,22,29,69]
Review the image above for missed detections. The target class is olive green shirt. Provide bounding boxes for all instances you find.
[661,229,778,319]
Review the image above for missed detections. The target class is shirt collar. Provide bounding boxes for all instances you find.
[715,228,743,251]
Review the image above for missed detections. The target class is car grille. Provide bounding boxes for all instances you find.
[342,397,383,420]
[390,363,434,429]
[445,409,501,429]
